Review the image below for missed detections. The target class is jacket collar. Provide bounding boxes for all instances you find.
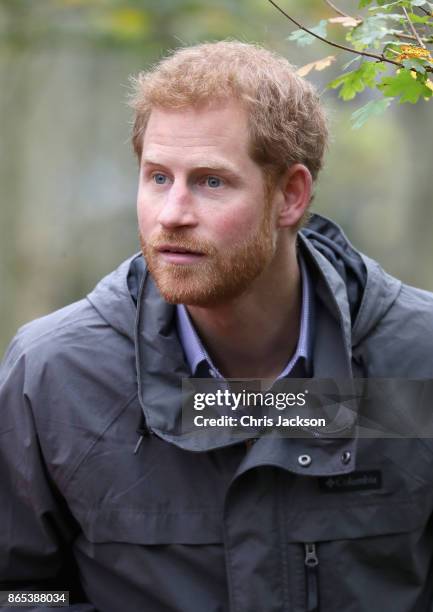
[134,235,358,477]
[298,232,353,378]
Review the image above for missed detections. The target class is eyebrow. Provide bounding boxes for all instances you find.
[141,157,242,179]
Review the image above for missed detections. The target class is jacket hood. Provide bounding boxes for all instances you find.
[86,213,402,354]
[86,254,141,343]
[300,213,401,348]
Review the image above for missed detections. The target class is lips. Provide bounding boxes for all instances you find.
[155,244,206,264]
[157,245,204,255]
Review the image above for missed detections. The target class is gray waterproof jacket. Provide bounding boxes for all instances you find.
[1,214,433,612]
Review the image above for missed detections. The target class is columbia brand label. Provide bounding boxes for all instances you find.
[318,470,382,493]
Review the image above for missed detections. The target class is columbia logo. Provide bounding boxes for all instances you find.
[319,470,382,493]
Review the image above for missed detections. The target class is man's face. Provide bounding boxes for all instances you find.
[137,102,277,306]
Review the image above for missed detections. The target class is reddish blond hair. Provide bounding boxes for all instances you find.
[130,40,329,189]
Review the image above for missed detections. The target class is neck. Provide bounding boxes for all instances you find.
[186,240,302,379]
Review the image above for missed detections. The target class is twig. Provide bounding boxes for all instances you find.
[402,6,427,48]
[323,0,351,19]
[396,33,421,41]
[267,0,402,68]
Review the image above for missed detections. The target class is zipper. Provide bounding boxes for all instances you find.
[304,543,319,612]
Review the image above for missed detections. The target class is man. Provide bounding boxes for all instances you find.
[1,40,433,612]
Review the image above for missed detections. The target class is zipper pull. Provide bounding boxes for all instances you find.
[304,543,319,567]
[304,543,319,612]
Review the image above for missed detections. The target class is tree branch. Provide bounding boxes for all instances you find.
[402,6,427,48]
[267,0,402,68]
[396,33,423,41]
[323,0,351,19]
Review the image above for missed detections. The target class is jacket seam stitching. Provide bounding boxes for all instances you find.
[223,503,239,612]
[86,295,136,334]
[352,282,402,349]
[11,312,97,364]
[88,508,222,514]
[278,471,291,611]
[62,391,139,492]
[293,497,421,512]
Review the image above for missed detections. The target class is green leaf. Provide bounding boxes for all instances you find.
[368,1,401,10]
[374,0,428,8]
[348,16,397,50]
[327,62,386,101]
[370,1,412,9]
[287,20,327,47]
[369,12,405,21]
[359,0,374,7]
[401,58,428,74]
[351,98,394,129]
[378,69,433,103]
[406,12,433,24]
[383,41,403,58]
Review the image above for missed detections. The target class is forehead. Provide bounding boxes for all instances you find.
[141,102,255,169]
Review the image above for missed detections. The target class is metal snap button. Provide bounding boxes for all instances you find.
[298,454,312,467]
[341,450,351,465]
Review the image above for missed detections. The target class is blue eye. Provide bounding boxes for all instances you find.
[153,173,167,185]
[206,176,222,188]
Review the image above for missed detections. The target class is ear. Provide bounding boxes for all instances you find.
[275,164,313,228]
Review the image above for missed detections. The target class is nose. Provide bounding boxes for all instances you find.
[157,181,197,230]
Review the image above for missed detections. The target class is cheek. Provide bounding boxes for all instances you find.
[136,202,147,234]
[136,188,156,234]
[212,206,261,243]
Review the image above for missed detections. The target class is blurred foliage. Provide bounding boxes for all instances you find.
[278,0,433,126]
[0,0,285,52]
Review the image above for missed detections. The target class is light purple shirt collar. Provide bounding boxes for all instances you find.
[176,254,312,379]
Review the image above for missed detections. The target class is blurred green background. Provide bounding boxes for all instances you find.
[1,0,432,354]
